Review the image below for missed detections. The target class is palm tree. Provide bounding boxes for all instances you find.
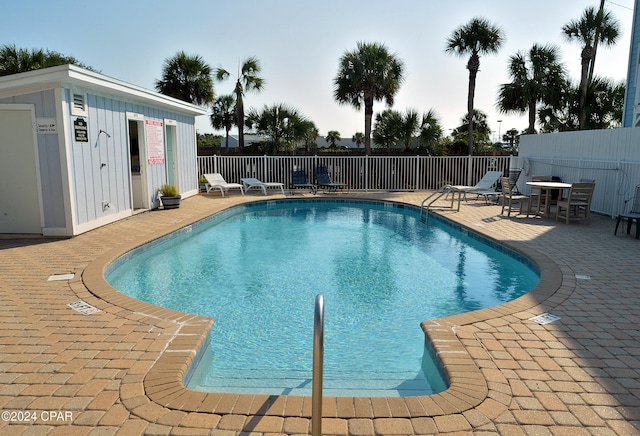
[0,44,93,76]
[451,109,492,152]
[325,130,341,148]
[373,109,403,151]
[216,57,265,150]
[419,109,444,153]
[245,103,308,153]
[502,128,519,149]
[562,5,620,129]
[352,132,365,149]
[398,109,420,151]
[496,44,566,134]
[209,94,236,149]
[334,41,405,155]
[155,51,214,106]
[538,76,625,132]
[445,17,505,155]
[300,121,319,153]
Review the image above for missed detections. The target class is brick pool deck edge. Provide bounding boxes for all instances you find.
[1,191,639,435]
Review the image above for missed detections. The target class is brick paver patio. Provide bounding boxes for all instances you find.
[1,191,639,435]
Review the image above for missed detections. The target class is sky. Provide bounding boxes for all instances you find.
[2,0,636,141]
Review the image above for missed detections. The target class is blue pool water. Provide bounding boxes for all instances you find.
[106,200,539,397]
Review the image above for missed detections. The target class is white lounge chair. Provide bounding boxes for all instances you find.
[451,170,504,203]
[241,177,285,196]
[203,173,244,196]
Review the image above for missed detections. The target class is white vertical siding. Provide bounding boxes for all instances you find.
[63,88,198,228]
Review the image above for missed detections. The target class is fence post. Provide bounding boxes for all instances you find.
[364,155,369,192]
[415,155,420,191]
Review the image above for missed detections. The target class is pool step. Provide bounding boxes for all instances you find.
[189,368,435,397]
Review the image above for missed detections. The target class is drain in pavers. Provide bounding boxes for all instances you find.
[575,274,591,280]
[529,313,561,325]
[67,301,101,315]
[48,273,75,281]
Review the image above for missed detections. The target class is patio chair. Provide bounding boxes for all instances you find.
[500,177,530,216]
[507,169,522,194]
[555,182,595,224]
[203,173,244,197]
[614,184,640,239]
[315,166,347,193]
[451,170,503,203]
[290,170,317,195]
[240,177,285,196]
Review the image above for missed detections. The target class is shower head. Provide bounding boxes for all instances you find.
[99,129,111,138]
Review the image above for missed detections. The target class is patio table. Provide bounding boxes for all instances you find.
[526,181,573,217]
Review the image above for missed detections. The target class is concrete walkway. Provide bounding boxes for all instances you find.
[1,192,639,435]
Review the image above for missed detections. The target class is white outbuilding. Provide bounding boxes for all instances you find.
[0,64,206,236]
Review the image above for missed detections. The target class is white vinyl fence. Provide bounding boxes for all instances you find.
[197,155,517,192]
[198,128,640,217]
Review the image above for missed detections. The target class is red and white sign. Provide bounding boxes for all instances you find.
[146,119,165,165]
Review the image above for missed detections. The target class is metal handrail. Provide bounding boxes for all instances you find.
[420,184,461,221]
[312,294,324,436]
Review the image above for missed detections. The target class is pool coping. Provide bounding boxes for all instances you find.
[81,197,563,420]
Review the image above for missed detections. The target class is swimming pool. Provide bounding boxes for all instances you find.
[106,199,539,397]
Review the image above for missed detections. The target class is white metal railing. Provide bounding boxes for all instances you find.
[197,155,514,192]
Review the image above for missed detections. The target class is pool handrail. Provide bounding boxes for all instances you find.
[312,294,324,436]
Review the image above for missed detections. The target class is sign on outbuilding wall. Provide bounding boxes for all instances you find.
[145,119,165,164]
[73,117,88,142]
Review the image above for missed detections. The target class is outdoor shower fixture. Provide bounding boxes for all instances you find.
[99,129,111,138]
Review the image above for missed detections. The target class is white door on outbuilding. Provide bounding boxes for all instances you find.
[0,106,42,234]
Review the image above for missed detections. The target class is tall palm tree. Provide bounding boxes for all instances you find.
[445,17,505,155]
[334,41,405,155]
[496,43,566,134]
[562,5,620,129]
[325,130,341,148]
[352,132,365,149]
[216,57,265,150]
[155,51,214,106]
[209,94,236,149]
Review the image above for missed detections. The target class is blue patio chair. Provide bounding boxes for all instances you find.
[315,166,347,193]
[290,170,317,195]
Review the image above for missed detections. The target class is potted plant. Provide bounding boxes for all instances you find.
[159,183,181,209]
[198,175,208,192]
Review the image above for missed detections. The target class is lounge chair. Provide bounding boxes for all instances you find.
[555,182,595,224]
[614,184,640,239]
[240,177,285,196]
[203,173,244,197]
[451,170,503,203]
[315,166,347,193]
[290,170,317,195]
[500,177,530,216]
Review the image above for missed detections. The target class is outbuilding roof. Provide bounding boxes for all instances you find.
[0,64,207,116]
